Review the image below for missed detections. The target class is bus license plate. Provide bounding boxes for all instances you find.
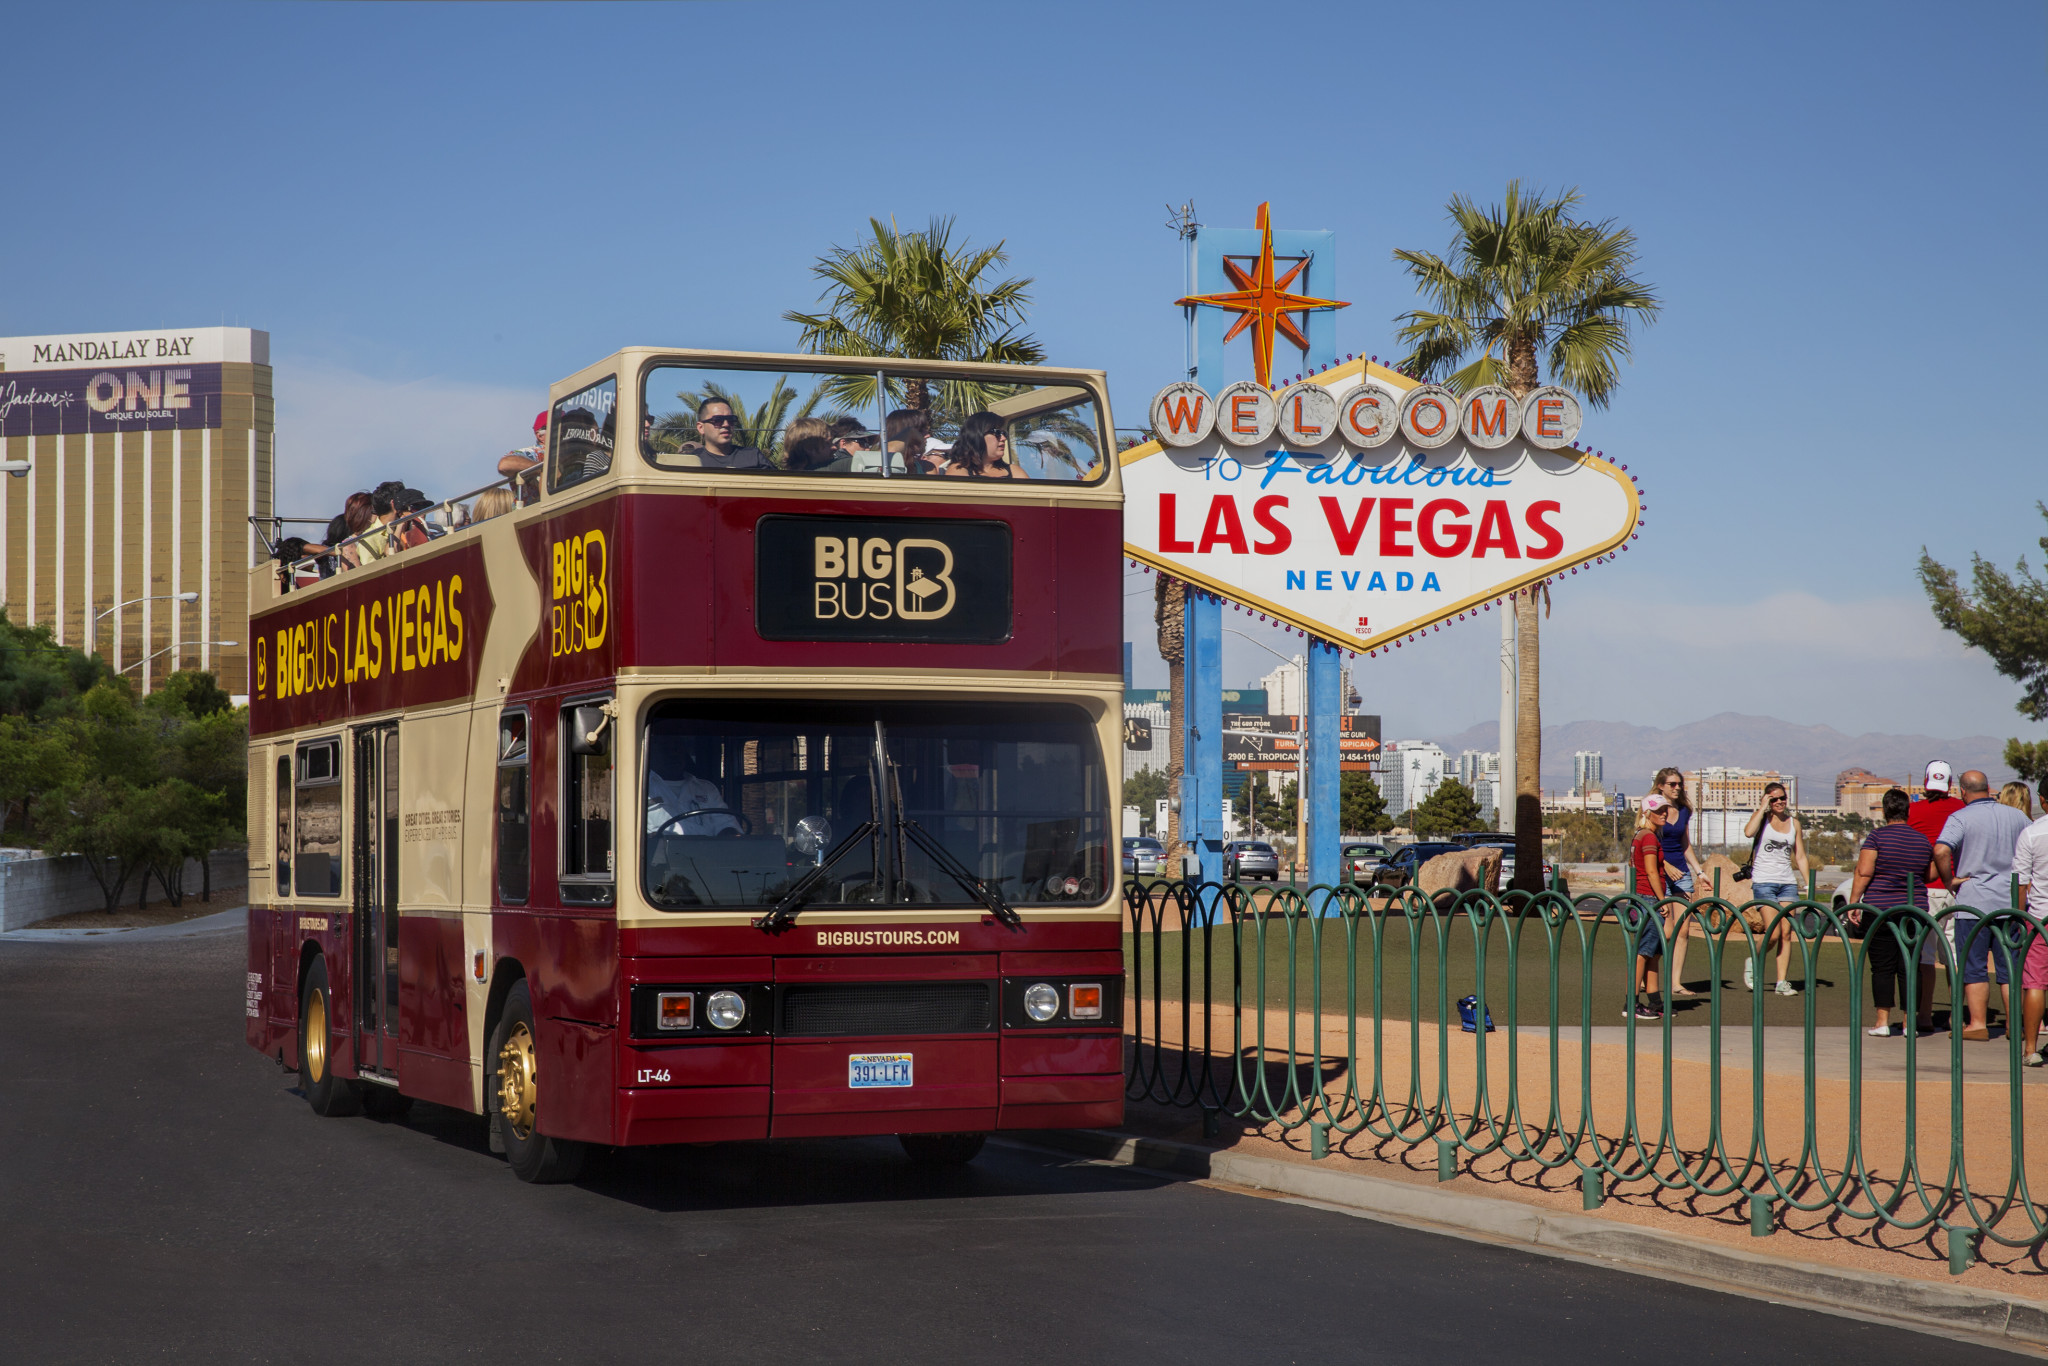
[849,1053,913,1089]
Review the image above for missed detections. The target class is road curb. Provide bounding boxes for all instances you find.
[0,907,246,942]
[1007,1128,2048,1354]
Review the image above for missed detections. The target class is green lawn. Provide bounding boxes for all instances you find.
[1123,913,1973,1032]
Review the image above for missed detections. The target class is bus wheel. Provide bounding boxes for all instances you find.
[900,1132,987,1166]
[491,981,585,1184]
[298,958,361,1117]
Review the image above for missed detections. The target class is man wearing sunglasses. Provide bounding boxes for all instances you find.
[670,398,767,470]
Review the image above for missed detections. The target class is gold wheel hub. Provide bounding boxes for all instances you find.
[305,989,328,1083]
[497,1022,538,1137]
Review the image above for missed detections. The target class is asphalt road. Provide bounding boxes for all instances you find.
[0,922,2018,1365]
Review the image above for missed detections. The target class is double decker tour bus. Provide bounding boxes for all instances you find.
[244,349,1123,1181]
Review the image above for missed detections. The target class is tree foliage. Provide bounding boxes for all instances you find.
[1121,768,1168,813]
[784,216,1045,416]
[1920,505,2048,788]
[9,663,247,911]
[1341,771,1390,835]
[1409,779,1485,837]
[1392,181,1661,406]
[1251,777,1294,839]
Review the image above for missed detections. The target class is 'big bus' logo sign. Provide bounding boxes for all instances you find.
[754,514,1014,645]
[248,543,494,737]
[550,528,608,658]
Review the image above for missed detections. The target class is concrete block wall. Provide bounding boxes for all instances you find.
[0,850,248,932]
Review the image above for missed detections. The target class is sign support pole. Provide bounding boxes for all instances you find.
[1498,600,1516,831]
[1185,590,1224,882]
[1306,641,1341,887]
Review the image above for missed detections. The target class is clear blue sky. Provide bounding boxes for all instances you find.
[3,0,2042,750]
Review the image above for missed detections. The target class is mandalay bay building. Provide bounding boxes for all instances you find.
[0,327,272,696]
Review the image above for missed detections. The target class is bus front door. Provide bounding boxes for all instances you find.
[352,725,401,1077]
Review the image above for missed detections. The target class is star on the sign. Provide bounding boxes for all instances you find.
[1176,202,1349,388]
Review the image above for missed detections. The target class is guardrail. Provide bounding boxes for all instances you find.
[1124,879,2045,1273]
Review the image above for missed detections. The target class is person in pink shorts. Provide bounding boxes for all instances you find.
[2012,803,2048,1067]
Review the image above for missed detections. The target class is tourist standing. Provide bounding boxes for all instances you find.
[1737,781,1806,995]
[2011,805,2048,1066]
[1847,788,1938,1036]
[1652,768,1701,895]
[1625,796,1671,1019]
[1935,770,2032,1040]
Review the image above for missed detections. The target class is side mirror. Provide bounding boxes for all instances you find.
[568,704,611,756]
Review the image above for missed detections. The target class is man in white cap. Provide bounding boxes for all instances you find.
[1907,762,1965,1012]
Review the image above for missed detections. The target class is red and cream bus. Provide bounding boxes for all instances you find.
[244,349,1123,1181]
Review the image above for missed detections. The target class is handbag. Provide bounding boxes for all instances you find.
[1733,823,1765,883]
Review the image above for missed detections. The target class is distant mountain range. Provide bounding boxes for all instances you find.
[1428,712,2016,796]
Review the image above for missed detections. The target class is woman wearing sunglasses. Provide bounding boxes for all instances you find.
[1739,781,1807,995]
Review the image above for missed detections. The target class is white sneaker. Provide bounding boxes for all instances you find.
[2025,1052,2045,1068]
[1743,959,1755,991]
[1775,979,1796,996]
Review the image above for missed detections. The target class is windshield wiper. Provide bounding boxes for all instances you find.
[895,812,1024,930]
[754,820,878,934]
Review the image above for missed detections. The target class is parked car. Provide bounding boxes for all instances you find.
[1370,841,1465,890]
[1122,836,1164,878]
[1342,841,1394,880]
[1222,840,1281,880]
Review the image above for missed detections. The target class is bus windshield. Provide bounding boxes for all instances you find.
[641,701,1108,911]
[638,360,1107,484]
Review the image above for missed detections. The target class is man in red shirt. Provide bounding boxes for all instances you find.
[1906,760,1963,1018]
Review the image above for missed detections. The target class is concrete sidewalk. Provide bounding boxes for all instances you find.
[1520,1024,2048,1087]
[0,907,245,943]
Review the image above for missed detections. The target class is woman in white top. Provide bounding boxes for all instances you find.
[1739,782,1807,995]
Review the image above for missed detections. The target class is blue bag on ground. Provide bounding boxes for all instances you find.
[1458,994,1495,1033]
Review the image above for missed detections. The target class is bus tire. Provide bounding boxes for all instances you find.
[900,1132,987,1166]
[298,957,362,1117]
[491,981,586,1184]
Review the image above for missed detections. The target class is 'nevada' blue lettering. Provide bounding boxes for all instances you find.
[1367,572,1386,590]
[1286,570,1305,590]
[1421,572,1441,591]
[1342,571,1360,590]
[1396,572,1414,591]
[1315,570,1333,590]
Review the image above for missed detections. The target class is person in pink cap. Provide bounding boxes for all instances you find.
[498,411,547,504]
[1624,795,1673,1019]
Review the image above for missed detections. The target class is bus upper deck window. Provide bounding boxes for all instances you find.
[293,739,343,898]
[549,376,617,494]
[640,362,1109,484]
[496,711,531,905]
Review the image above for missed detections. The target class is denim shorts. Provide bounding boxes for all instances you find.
[1670,871,1695,897]
[1623,902,1665,957]
[1953,913,2017,986]
[1752,881,1799,903]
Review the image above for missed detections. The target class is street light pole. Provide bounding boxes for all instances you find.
[117,640,237,678]
[94,591,198,682]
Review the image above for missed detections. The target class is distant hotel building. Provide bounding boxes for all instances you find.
[1573,750,1605,794]
[0,327,272,694]
[1683,766,1800,845]
[1458,749,1501,826]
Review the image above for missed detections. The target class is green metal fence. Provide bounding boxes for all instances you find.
[1124,879,2045,1273]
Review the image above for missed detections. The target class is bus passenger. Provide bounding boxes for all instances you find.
[669,398,767,470]
[885,408,937,473]
[333,492,375,571]
[471,487,516,523]
[942,412,1021,479]
[827,417,901,474]
[784,416,835,472]
[498,412,547,504]
[645,735,744,837]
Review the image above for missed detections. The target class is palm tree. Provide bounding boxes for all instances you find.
[784,217,1046,419]
[1154,574,1186,862]
[1391,182,1660,892]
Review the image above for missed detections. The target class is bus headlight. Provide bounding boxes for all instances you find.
[1023,982,1060,1022]
[706,990,747,1030]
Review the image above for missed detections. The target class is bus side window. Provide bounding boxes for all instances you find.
[274,755,292,897]
[549,376,616,493]
[496,710,531,904]
[561,700,614,889]
[294,739,344,898]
